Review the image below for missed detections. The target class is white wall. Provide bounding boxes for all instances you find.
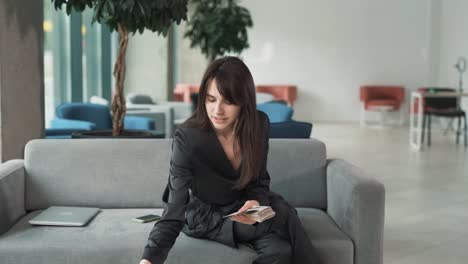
[176,0,435,123]
[435,0,468,111]
[126,0,468,123]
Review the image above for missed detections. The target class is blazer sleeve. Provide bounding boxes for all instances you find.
[142,128,193,264]
[244,112,271,206]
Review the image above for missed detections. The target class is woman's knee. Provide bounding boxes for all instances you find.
[270,196,297,228]
[254,234,292,263]
[274,240,292,260]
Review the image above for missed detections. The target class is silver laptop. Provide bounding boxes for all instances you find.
[29,206,100,227]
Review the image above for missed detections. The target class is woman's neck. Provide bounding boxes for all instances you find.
[214,122,237,141]
[216,128,235,141]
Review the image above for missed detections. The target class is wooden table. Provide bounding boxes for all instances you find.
[409,91,468,150]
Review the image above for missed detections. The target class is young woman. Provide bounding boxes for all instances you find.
[140,57,318,264]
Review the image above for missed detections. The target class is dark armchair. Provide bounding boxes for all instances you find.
[419,87,467,147]
[256,102,312,138]
[269,121,312,138]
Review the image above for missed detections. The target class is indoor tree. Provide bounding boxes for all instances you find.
[184,0,253,63]
[51,0,188,136]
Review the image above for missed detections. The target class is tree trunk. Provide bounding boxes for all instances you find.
[111,23,129,136]
[209,54,216,64]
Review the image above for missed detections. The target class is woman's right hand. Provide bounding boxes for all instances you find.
[139,259,152,264]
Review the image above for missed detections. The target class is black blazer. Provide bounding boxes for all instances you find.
[142,111,271,264]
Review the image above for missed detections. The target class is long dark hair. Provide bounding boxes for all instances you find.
[185,56,264,189]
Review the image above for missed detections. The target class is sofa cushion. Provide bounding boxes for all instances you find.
[269,140,327,209]
[24,139,327,210]
[24,139,173,211]
[0,209,255,264]
[0,208,351,264]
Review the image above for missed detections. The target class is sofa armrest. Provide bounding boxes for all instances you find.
[326,159,385,264]
[0,160,26,237]
[359,87,371,102]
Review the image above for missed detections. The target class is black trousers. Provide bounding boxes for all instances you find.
[233,193,319,264]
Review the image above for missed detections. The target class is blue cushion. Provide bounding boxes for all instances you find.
[257,102,294,122]
[50,119,96,130]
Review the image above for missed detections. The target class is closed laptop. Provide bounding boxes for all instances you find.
[29,206,100,227]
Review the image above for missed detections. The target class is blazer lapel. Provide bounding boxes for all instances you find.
[207,129,240,178]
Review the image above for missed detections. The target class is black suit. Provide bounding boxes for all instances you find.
[142,112,318,264]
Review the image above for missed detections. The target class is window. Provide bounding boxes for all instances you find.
[43,1,113,128]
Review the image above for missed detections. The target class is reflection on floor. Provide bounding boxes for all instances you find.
[312,122,468,264]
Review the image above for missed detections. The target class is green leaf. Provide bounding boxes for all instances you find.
[50,0,187,35]
[183,0,252,60]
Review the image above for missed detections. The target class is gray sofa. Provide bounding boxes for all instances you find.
[0,138,385,264]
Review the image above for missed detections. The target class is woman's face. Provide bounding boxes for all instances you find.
[205,80,241,134]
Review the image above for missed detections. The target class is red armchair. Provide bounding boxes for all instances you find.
[256,85,297,106]
[174,84,200,102]
[359,85,405,126]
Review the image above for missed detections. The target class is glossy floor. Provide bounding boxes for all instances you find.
[312,122,468,264]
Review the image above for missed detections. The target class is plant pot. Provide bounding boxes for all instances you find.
[71,130,165,139]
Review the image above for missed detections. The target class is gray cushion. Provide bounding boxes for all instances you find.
[0,208,351,264]
[24,139,173,210]
[269,139,327,209]
[24,139,327,211]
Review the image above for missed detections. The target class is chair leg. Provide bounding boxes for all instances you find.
[421,114,426,144]
[378,110,386,127]
[456,117,461,145]
[399,106,405,125]
[464,115,467,147]
[428,114,432,147]
[443,118,456,135]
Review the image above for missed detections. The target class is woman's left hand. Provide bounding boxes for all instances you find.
[230,200,259,225]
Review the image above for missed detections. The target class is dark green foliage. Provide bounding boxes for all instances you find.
[184,0,253,61]
[51,0,188,36]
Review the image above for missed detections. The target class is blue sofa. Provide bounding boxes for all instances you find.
[257,102,313,138]
[47,103,155,138]
[269,121,313,138]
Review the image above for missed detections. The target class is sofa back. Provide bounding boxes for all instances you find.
[24,139,327,211]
